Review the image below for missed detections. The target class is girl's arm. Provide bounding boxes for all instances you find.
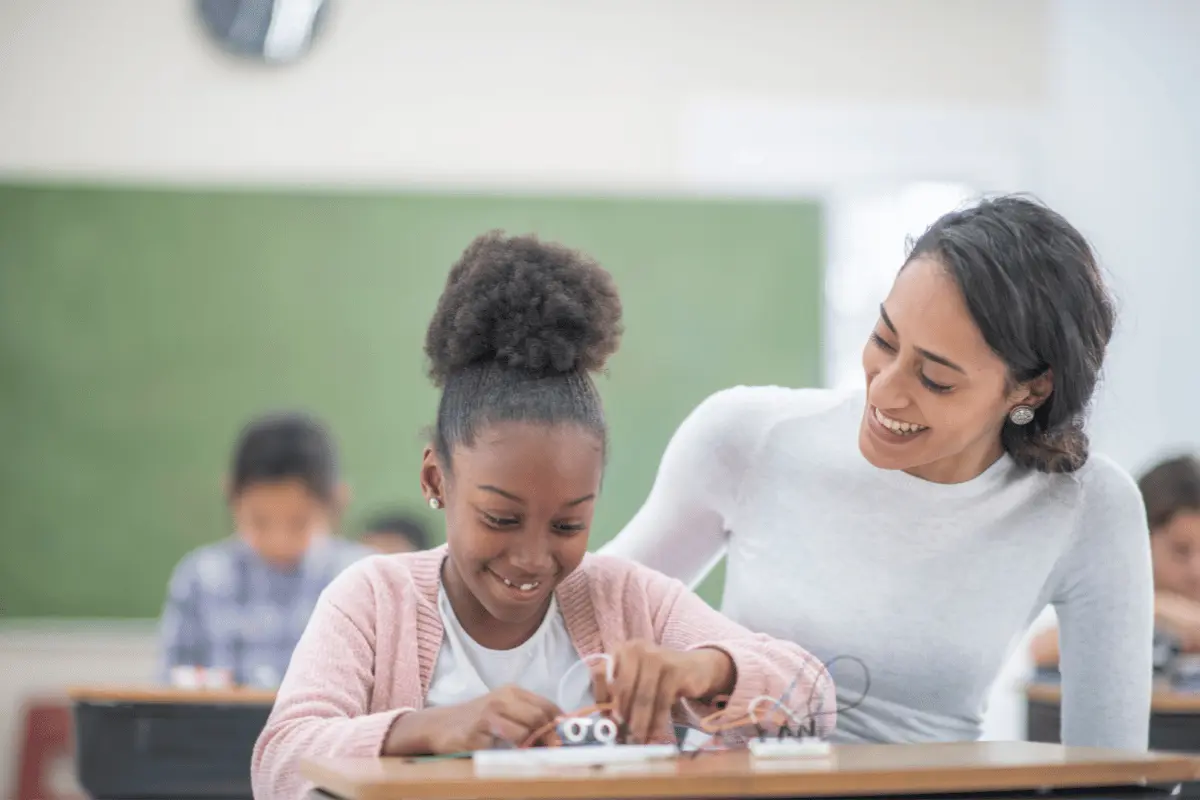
[636,563,836,739]
[1029,626,1061,668]
[1153,592,1200,650]
[251,568,415,800]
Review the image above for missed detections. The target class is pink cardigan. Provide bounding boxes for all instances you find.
[252,547,835,800]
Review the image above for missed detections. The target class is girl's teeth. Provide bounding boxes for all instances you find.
[502,577,539,591]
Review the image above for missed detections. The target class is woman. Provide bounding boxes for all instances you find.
[1032,454,1200,668]
[603,196,1153,749]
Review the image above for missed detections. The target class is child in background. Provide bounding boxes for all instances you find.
[157,412,371,689]
[359,509,432,554]
[252,233,834,800]
[1031,454,1200,668]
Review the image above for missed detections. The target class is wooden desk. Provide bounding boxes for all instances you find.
[1026,683,1200,715]
[301,742,1200,800]
[67,685,276,705]
[68,685,273,800]
[1025,683,1200,756]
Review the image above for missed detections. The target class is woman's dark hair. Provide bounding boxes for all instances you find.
[424,231,623,466]
[907,195,1115,474]
[230,411,338,501]
[1139,455,1200,532]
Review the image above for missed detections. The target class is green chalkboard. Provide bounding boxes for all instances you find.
[0,183,822,618]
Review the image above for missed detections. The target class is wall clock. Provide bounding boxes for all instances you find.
[195,0,330,65]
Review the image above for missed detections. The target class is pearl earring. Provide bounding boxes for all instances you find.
[1009,405,1035,426]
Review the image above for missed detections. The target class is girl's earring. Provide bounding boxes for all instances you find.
[428,497,442,510]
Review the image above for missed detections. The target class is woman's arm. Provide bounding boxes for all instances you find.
[251,570,414,800]
[1052,456,1153,749]
[634,562,836,739]
[600,387,788,587]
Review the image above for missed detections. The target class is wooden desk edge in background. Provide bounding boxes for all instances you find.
[301,742,1200,800]
[67,684,277,705]
[1026,683,1200,714]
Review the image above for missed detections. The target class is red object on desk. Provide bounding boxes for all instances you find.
[12,698,83,800]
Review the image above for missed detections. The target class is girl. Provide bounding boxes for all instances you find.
[604,196,1153,748]
[251,232,834,800]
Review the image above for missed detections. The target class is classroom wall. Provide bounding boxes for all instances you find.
[1042,0,1200,474]
[0,0,1047,188]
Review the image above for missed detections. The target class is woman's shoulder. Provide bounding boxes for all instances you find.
[1076,452,1145,522]
[680,384,854,447]
[1049,452,1148,552]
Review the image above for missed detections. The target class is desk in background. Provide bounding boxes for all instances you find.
[1025,683,1200,752]
[302,741,1200,800]
[68,686,274,800]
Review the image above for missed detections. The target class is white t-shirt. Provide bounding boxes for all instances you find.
[426,585,595,713]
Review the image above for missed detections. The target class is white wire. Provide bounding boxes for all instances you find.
[747,694,807,728]
[557,653,615,711]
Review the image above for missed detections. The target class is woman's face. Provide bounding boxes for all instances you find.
[1152,511,1200,601]
[858,256,1041,483]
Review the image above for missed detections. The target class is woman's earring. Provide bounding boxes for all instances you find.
[1009,405,1035,426]
[428,497,442,510]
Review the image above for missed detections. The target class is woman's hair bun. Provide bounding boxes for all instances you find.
[424,231,623,387]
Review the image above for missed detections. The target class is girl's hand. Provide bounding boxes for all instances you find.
[385,685,563,755]
[591,640,735,744]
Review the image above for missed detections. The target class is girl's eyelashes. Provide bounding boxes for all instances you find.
[480,512,520,529]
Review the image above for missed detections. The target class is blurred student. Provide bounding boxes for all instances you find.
[1031,454,1200,667]
[157,412,371,689]
[359,510,432,554]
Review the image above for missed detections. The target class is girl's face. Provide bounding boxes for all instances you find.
[231,479,335,569]
[858,256,1048,484]
[1152,511,1200,601]
[423,421,603,649]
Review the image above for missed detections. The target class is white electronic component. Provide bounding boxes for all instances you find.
[473,743,679,772]
[747,738,832,759]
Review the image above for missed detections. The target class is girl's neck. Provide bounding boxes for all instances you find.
[441,558,551,650]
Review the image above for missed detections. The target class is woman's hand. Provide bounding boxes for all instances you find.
[384,685,563,755]
[592,640,736,744]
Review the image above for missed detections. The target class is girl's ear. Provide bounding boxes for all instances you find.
[421,446,446,505]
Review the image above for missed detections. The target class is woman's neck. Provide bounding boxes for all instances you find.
[904,435,1006,484]
[440,558,550,650]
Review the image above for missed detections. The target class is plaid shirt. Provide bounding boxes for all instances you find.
[157,535,371,687]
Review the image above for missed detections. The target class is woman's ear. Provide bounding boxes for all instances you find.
[1012,369,1055,410]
